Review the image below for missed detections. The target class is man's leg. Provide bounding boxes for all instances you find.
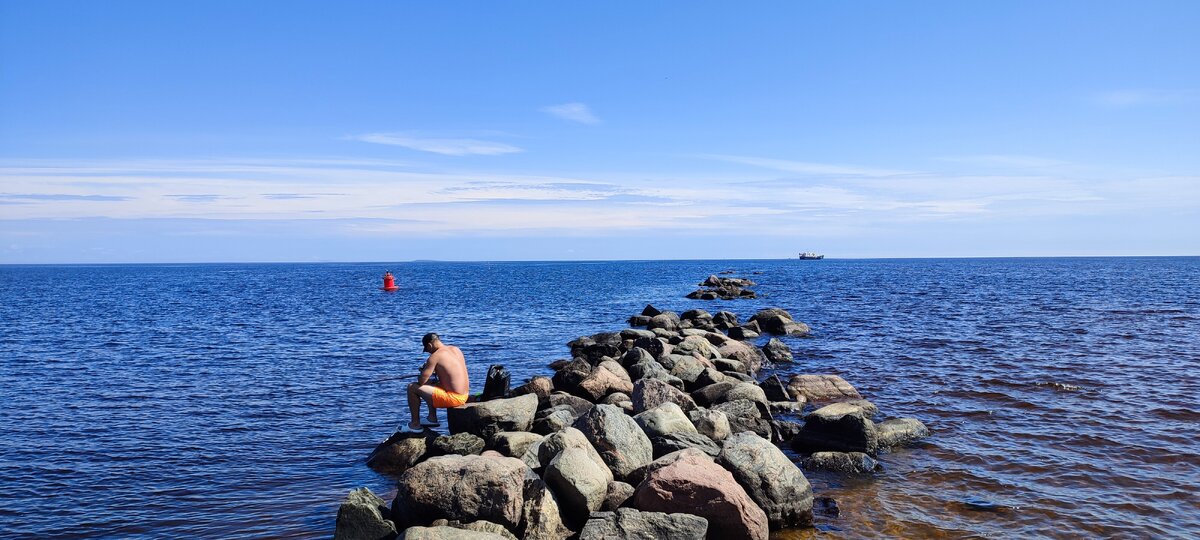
[406,383,436,429]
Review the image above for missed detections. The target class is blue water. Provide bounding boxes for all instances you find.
[2,258,1198,538]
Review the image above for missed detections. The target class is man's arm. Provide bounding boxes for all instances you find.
[416,354,438,386]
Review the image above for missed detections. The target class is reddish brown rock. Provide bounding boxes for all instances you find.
[632,378,697,414]
[631,449,769,540]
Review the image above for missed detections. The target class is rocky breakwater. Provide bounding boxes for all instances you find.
[686,275,758,300]
[337,304,930,539]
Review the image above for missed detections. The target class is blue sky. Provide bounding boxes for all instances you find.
[1,1,1197,263]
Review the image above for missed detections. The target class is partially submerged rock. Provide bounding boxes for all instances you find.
[718,432,814,528]
[334,487,397,540]
[877,417,931,447]
[791,402,880,454]
[787,374,862,403]
[802,451,882,473]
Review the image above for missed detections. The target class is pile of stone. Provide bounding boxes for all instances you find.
[686,275,757,300]
[336,305,929,540]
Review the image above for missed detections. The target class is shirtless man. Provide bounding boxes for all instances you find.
[406,333,470,430]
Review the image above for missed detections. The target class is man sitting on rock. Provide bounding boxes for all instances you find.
[405,332,471,430]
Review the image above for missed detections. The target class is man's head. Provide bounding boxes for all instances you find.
[422,332,441,353]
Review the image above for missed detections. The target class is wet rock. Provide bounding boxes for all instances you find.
[448,393,538,441]
[547,359,572,371]
[762,338,793,363]
[727,326,759,341]
[718,432,814,528]
[801,451,882,473]
[334,487,397,540]
[601,481,635,511]
[713,311,739,330]
[367,431,434,477]
[748,308,803,335]
[641,304,662,317]
[628,315,652,327]
[760,374,791,402]
[689,408,732,441]
[631,448,769,540]
[579,508,708,540]
[712,399,773,440]
[428,520,516,540]
[650,431,721,458]
[813,496,840,517]
[543,447,610,527]
[771,419,803,441]
[632,378,697,413]
[398,526,504,539]
[432,433,485,456]
[576,365,635,401]
[573,404,654,481]
[791,402,880,454]
[392,455,528,532]
[877,418,931,447]
[489,432,543,459]
[786,374,862,403]
[634,402,697,438]
[536,427,613,483]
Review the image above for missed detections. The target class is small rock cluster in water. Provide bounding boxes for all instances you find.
[686,274,759,300]
[336,303,930,539]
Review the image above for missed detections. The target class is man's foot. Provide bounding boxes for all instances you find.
[403,421,425,432]
[421,416,441,427]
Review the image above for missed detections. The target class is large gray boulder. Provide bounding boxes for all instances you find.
[632,379,697,413]
[447,394,538,440]
[761,338,793,363]
[674,335,720,360]
[532,407,577,435]
[647,312,681,332]
[537,427,613,483]
[748,308,810,336]
[631,449,769,540]
[573,404,653,481]
[543,447,611,527]
[791,402,880,454]
[786,374,861,404]
[579,508,707,540]
[633,402,697,438]
[717,341,765,373]
[877,418,931,447]
[718,432,814,528]
[392,455,529,532]
[335,487,397,540]
[576,365,635,402]
[801,451,882,473]
[544,393,594,416]
[521,473,572,539]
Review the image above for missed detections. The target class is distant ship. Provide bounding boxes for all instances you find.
[798,252,825,260]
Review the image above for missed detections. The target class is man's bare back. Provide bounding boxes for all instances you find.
[426,345,469,395]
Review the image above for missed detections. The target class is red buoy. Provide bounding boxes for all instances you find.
[381,271,399,292]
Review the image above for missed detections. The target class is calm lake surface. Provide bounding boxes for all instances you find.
[2,258,1198,538]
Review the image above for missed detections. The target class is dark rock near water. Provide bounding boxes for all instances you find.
[762,338,793,364]
[627,315,652,327]
[641,304,662,317]
[760,374,791,402]
[368,431,435,477]
[579,508,708,540]
[877,417,931,447]
[447,393,538,441]
[551,358,592,393]
[718,431,814,528]
[813,496,840,517]
[791,402,880,454]
[335,487,397,540]
[713,311,739,330]
[802,451,882,473]
[727,326,759,340]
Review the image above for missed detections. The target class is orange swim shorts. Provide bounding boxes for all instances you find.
[431,386,469,408]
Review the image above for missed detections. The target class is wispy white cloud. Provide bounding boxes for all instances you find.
[541,102,601,124]
[936,155,1072,169]
[699,154,919,177]
[351,133,523,156]
[1090,89,1197,108]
